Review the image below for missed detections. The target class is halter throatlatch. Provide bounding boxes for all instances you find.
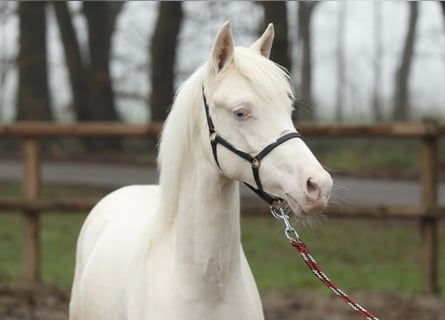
[202,86,302,205]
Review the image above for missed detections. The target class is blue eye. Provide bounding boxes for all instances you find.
[234,108,249,120]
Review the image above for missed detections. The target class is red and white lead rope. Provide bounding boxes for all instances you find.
[271,206,380,320]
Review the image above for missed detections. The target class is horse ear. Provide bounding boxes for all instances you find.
[209,21,234,74]
[250,23,274,58]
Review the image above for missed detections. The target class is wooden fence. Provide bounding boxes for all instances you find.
[0,121,444,294]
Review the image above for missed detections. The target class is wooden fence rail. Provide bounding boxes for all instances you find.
[0,121,443,294]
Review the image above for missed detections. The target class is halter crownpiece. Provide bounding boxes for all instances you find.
[202,86,303,205]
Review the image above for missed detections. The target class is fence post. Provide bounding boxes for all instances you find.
[420,122,439,294]
[21,137,41,284]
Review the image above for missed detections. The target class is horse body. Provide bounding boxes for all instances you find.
[70,183,260,320]
[70,22,332,320]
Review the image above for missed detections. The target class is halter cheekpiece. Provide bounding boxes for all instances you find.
[202,86,302,205]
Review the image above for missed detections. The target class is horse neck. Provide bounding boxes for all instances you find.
[156,76,242,281]
[172,156,242,275]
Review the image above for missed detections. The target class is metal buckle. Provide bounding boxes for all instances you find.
[270,205,300,241]
[209,130,218,141]
[251,158,260,168]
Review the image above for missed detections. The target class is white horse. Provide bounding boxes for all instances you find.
[69,22,332,320]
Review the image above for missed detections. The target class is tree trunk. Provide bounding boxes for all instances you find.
[83,2,123,150]
[17,2,52,121]
[83,2,121,122]
[150,1,183,122]
[372,2,383,122]
[335,1,346,122]
[296,1,318,121]
[393,2,419,121]
[260,1,291,72]
[52,1,90,122]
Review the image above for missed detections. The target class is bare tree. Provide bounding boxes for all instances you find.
[335,1,347,122]
[296,1,319,121]
[260,1,291,72]
[83,2,123,123]
[53,2,124,127]
[52,2,124,150]
[84,2,125,150]
[17,2,52,121]
[150,2,183,122]
[372,1,384,121]
[392,2,419,121]
[53,1,90,122]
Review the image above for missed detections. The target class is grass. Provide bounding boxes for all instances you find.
[0,213,86,288]
[242,217,443,295]
[40,214,86,287]
[0,183,112,287]
[0,182,444,295]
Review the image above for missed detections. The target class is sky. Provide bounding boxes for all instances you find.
[0,1,444,123]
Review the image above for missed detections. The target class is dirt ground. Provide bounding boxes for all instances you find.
[1,285,445,320]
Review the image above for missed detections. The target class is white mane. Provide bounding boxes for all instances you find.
[157,67,206,226]
[233,47,294,111]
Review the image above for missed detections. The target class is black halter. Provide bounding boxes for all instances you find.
[202,87,303,205]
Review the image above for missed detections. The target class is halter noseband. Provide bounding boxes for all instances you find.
[202,87,302,205]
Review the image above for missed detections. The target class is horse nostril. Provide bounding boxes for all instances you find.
[306,177,321,201]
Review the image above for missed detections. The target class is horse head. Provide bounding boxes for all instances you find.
[202,22,332,216]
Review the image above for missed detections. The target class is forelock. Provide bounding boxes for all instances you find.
[233,47,294,108]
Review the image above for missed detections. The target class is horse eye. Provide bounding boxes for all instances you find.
[233,108,249,120]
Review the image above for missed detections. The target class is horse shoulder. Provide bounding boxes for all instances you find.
[70,185,161,320]
[75,185,159,262]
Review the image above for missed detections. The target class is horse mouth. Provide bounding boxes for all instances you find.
[285,193,309,216]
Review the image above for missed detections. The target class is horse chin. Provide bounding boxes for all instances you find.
[284,193,309,217]
[281,195,326,229]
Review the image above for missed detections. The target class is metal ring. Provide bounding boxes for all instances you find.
[209,130,217,141]
[285,227,299,241]
[270,206,300,241]
[271,206,284,220]
[251,158,260,169]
